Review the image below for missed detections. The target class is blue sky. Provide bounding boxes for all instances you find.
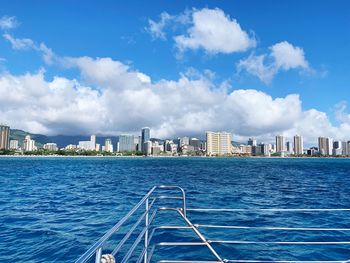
[0,1,349,143]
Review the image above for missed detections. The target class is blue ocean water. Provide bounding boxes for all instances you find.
[1,157,350,262]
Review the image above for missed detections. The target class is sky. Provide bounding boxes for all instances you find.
[0,0,349,145]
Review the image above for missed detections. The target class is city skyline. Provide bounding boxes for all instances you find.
[2,124,350,157]
[0,1,350,145]
[2,123,350,149]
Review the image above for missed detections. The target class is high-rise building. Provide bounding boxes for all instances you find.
[141,127,150,153]
[206,131,232,156]
[145,140,152,156]
[23,135,36,151]
[95,144,100,152]
[119,134,135,152]
[247,138,257,147]
[43,143,58,151]
[0,125,10,150]
[137,136,142,152]
[260,143,271,156]
[9,139,18,150]
[190,138,201,151]
[104,138,114,153]
[333,141,342,156]
[318,137,333,156]
[276,135,285,153]
[293,135,304,155]
[344,141,350,156]
[78,135,97,150]
[91,135,96,149]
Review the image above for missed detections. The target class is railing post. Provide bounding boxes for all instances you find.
[95,247,102,263]
[181,189,187,218]
[144,198,149,263]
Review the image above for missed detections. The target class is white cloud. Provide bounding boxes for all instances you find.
[147,8,255,55]
[238,41,310,84]
[0,55,348,145]
[334,101,350,123]
[39,43,55,65]
[3,33,35,50]
[270,41,309,70]
[146,10,191,40]
[174,8,256,54]
[236,54,276,84]
[0,16,19,30]
[147,12,174,40]
[3,33,57,65]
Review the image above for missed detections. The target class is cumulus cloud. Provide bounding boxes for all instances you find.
[0,55,348,145]
[271,41,309,70]
[0,16,19,30]
[147,8,255,55]
[175,8,256,54]
[238,41,310,84]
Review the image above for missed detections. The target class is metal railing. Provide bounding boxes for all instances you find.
[75,185,187,263]
[76,186,350,263]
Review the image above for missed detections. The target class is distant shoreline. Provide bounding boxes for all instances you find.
[0,155,349,159]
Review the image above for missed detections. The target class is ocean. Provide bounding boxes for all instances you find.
[1,157,350,262]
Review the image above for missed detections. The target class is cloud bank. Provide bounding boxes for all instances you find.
[0,56,349,145]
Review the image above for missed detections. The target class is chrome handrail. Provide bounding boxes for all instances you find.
[75,186,350,263]
[75,185,187,263]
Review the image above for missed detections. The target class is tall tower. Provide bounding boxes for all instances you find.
[206,131,232,156]
[141,127,150,153]
[318,137,333,156]
[0,125,10,150]
[293,135,304,155]
[90,135,96,150]
[276,135,285,153]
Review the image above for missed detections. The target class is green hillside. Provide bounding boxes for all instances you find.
[10,129,49,148]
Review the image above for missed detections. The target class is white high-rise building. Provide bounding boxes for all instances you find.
[78,135,97,151]
[104,138,114,153]
[276,135,285,153]
[206,131,232,156]
[23,135,36,151]
[318,137,333,156]
[145,140,152,156]
[9,140,18,150]
[43,143,58,151]
[293,135,304,155]
[91,135,96,149]
[119,134,135,152]
[261,143,271,156]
